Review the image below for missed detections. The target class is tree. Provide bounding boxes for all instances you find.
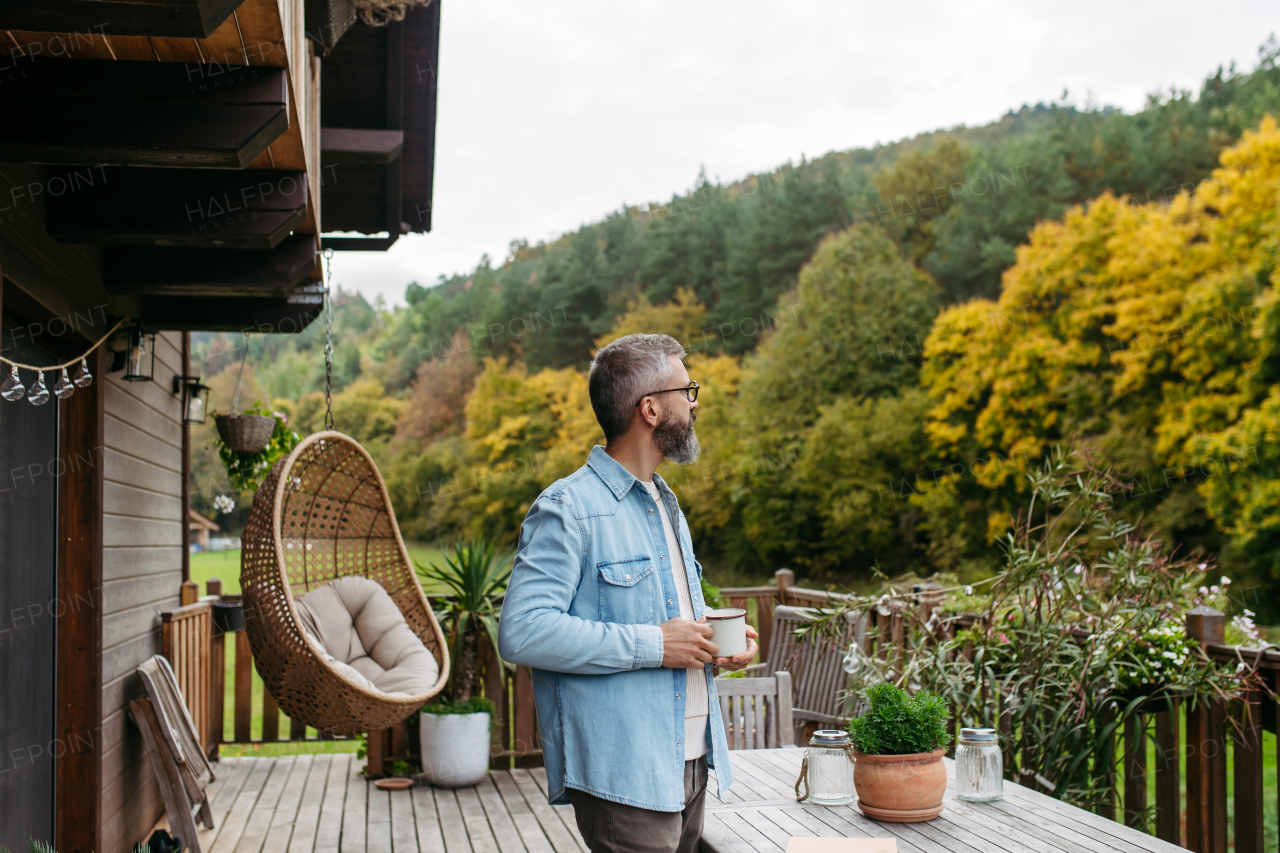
[920,117,1280,617]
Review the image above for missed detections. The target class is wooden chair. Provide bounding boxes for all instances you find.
[129,655,216,853]
[715,671,794,749]
[747,605,858,741]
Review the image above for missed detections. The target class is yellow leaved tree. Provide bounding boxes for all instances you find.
[920,116,1280,594]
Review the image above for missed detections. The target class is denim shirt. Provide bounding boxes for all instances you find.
[497,446,733,811]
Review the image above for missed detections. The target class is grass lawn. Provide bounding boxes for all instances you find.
[188,544,446,596]
[190,544,445,757]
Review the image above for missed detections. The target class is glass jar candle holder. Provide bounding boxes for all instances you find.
[955,727,1003,802]
[797,729,855,806]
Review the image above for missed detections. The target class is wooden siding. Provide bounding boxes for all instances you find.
[99,331,185,852]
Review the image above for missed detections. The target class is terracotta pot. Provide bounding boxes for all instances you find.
[854,748,946,822]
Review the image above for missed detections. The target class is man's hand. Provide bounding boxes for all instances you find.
[660,617,717,668]
[713,624,759,672]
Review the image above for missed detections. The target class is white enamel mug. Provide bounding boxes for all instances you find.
[704,607,748,658]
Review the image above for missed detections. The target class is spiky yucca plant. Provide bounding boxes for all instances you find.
[415,538,512,703]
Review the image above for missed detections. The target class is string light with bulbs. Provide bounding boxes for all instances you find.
[0,318,127,406]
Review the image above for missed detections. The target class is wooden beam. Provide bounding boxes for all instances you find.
[140,289,323,332]
[0,58,288,168]
[322,234,400,252]
[321,128,404,164]
[47,167,307,250]
[104,234,317,297]
[0,0,246,39]
[55,344,105,853]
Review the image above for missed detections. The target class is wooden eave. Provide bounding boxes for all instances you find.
[0,0,327,333]
[319,1,439,251]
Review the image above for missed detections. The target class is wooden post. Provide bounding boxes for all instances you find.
[234,630,253,743]
[207,578,224,755]
[1153,700,1180,845]
[513,665,539,768]
[890,606,905,681]
[481,634,509,768]
[1123,714,1146,829]
[366,729,385,778]
[262,690,279,742]
[390,721,409,759]
[1231,686,1264,853]
[180,579,199,606]
[1185,606,1226,853]
[291,716,308,741]
[1096,702,1116,820]
[775,569,794,606]
[181,330,191,583]
[756,593,775,665]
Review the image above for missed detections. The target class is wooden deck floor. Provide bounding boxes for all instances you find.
[176,748,1181,853]
[188,754,590,853]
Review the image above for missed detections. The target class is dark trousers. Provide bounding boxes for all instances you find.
[568,756,708,853]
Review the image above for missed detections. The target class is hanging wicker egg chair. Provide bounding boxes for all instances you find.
[240,431,450,735]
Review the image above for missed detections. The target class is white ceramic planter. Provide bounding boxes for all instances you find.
[419,711,491,787]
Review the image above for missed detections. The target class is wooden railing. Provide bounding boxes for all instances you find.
[722,571,1279,853]
[160,578,541,774]
[159,582,216,753]
[161,571,1276,852]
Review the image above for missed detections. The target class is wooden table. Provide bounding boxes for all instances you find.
[704,748,1183,853]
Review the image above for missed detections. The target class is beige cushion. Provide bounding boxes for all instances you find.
[294,576,439,697]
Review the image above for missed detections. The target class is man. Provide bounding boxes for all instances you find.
[499,333,758,853]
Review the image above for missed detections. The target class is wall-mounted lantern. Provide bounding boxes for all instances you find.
[172,375,211,424]
[122,329,156,382]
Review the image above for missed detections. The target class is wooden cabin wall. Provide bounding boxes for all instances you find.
[99,331,185,851]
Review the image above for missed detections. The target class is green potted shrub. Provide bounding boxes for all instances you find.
[415,538,511,787]
[848,682,952,822]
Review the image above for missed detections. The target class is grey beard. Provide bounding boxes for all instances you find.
[653,412,700,465]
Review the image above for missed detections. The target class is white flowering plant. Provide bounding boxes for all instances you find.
[1104,622,1197,693]
[212,494,237,514]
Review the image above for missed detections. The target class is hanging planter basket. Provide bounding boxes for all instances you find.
[215,413,276,454]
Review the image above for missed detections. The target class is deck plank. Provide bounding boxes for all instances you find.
[206,759,256,825]
[261,754,315,853]
[367,787,393,853]
[340,754,368,853]
[390,786,419,852]
[510,769,586,853]
[457,784,502,853]
[236,756,301,853]
[413,783,447,853]
[490,771,560,853]
[287,753,335,853]
[314,754,352,853]
[206,757,273,852]
[435,789,476,853]
[474,774,530,853]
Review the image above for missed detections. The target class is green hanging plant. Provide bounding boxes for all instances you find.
[211,401,300,493]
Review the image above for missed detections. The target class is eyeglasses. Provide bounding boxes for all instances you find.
[635,380,699,407]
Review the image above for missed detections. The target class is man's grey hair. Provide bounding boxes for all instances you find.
[589,333,687,441]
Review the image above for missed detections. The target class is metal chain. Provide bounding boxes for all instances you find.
[323,248,335,431]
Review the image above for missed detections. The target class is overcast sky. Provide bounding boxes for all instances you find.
[328,0,1278,307]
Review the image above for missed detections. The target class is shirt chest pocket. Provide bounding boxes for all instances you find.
[596,556,657,625]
